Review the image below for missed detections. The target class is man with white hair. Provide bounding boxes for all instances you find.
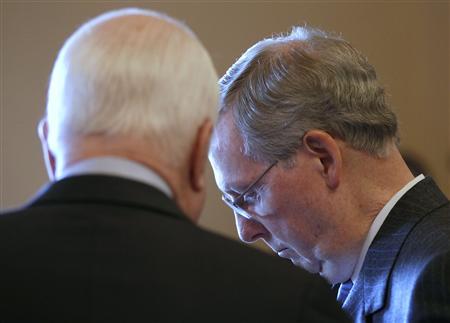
[0,9,349,323]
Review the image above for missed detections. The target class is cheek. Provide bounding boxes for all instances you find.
[265,188,330,250]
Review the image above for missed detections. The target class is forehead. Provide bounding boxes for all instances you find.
[209,113,261,191]
[211,112,241,154]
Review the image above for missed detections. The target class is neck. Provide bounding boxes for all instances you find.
[330,144,415,283]
[341,147,414,259]
[54,135,201,222]
[346,145,415,220]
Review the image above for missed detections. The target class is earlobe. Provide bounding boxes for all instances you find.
[37,118,57,181]
[303,130,341,189]
[190,118,214,192]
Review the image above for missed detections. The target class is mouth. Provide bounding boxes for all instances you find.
[293,257,322,275]
[275,248,322,275]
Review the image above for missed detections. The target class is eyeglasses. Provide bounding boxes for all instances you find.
[222,161,278,219]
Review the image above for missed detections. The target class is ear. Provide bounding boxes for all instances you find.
[302,130,342,189]
[189,118,214,192]
[37,117,57,181]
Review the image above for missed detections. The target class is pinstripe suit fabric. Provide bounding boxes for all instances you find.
[342,177,450,323]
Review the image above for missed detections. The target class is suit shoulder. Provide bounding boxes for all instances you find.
[408,251,450,321]
[404,202,450,255]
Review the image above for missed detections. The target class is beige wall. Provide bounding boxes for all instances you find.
[1,1,449,243]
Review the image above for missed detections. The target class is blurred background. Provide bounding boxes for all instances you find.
[1,1,449,249]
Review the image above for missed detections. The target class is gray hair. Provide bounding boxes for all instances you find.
[46,8,218,168]
[219,26,398,163]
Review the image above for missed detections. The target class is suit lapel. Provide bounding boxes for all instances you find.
[341,277,364,321]
[344,177,448,320]
[28,175,189,222]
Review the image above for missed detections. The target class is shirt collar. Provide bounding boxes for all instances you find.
[58,156,173,198]
[350,174,425,282]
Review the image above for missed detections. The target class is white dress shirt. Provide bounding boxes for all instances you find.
[350,174,425,282]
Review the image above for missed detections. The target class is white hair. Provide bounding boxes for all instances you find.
[46,8,218,167]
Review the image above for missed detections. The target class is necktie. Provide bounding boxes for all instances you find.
[337,279,353,305]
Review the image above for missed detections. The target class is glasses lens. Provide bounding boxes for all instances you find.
[221,195,252,219]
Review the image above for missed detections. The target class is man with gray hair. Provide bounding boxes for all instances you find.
[0,9,349,323]
[209,27,450,322]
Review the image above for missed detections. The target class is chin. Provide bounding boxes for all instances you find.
[319,263,347,285]
[318,272,335,284]
[291,257,321,275]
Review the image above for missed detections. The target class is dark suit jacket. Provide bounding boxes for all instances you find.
[342,177,450,323]
[0,175,348,323]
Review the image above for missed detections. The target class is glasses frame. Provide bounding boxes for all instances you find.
[222,161,278,218]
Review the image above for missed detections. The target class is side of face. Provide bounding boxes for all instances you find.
[209,112,362,284]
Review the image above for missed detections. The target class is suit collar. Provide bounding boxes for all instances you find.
[28,175,190,223]
[58,157,173,199]
[344,177,448,317]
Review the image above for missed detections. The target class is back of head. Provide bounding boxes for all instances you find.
[46,8,218,168]
[219,26,398,163]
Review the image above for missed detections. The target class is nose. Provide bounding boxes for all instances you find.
[234,212,269,243]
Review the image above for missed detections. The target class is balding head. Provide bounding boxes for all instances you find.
[45,8,218,172]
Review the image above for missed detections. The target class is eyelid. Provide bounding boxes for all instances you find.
[242,193,256,205]
[247,183,265,195]
[243,189,258,199]
[224,185,253,201]
[243,184,265,202]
